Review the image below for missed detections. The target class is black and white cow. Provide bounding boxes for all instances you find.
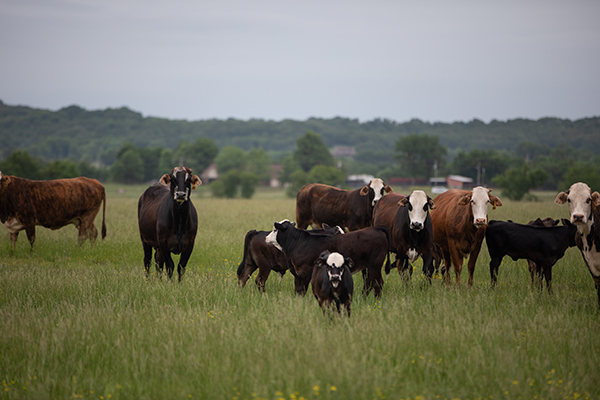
[311,250,354,316]
[138,167,201,281]
[555,182,600,307]
[372,190,436,281]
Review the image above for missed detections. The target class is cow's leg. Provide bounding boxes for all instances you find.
[255,267,272,292]
[466,234,485,286]
[594,276,600,310]
[155,249,164,276]
[489,256,503,286]
[448,247,464,286]
[237,261,257,288]
[176,247,194,282]
[542,264,553,294]
[25,226,35,252]
[440,249,452,285]
[367,267,384,298]
[294,271,311,295]
[162,251,176,280]
[9,231,18,253]
[422,252,435,282]
[142,242,154,277]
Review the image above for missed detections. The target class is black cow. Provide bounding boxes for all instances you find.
[526,217,560,288]
[311,250,354,316]
[372,190,436,281]
[295,178,392,231]
[236,222,343,291]
[138,167,201,281]
[485,219,577,292]
[266,220,390,297]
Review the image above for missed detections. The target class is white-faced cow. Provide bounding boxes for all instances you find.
[0,171,106,252]
[266,220,390,296]
[430,186,503,286]
[485,219,577,292]
[295,178,392,231]
[311,250,354,316]
[138,167,201,281]
[372,190,436,281]
[555,182,600,307]
[237,221,343,291]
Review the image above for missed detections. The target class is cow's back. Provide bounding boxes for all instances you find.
[21,177,104,229]
[430,189,473,248]
[296,183,351,229]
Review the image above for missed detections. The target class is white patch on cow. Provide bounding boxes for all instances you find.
[278,219,290,224]
[407,190,429,230]
[0,171,3,180]
[564,183,594,231]
[407,248,419,262]
[582,241,600,277]
[4,217,25,233]
[470,186,492,227]
[265,229,283,251]
[369,178,386,206]
[326,252,345,267]
[335,226,345,235]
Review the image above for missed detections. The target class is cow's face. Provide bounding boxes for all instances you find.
[360,178,392,206]
[458,186,502,228]
[555,182,600,227]
[399,190,435,231]
[316,250,354,288]
[159,167,201,204]
[0,171,11,188]
[265,219,295,251]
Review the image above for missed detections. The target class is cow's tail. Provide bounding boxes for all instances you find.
[378,225,392,274]
[237,230,258,277]
[101,188,107,240]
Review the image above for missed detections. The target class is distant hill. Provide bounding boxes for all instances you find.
[1,100,598,166]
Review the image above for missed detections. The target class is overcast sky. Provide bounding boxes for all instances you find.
[1,0,599,123]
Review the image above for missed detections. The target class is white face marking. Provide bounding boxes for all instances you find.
[470,186,491,227]
[265,228,283,251]
[407,190,429,231]
[335,226,345,235]
[565,182,593,229]
[369,178,386,206]
[327,252,345,267]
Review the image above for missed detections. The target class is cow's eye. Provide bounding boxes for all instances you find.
[587,198,591,204]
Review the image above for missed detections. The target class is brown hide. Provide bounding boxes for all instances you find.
[0,174,106,251]
[430,189,485,286]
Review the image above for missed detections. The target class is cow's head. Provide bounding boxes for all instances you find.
[555,182,600,231]
[457,186,502,228]
[265,219,296,251]
[159,166,202,204]
[399,190,435,231]
[360,178,393,206]
[315,250,354,289]
[0,171,11,188]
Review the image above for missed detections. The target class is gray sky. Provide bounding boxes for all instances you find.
[1,0,599,123]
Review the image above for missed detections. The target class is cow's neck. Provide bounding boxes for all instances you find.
[170,200,190,228]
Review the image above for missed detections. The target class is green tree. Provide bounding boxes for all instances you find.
[246,147,271,182]
[43,160,80,180]
[450,148,515,185]
[286,169,310,198]
[240,171,260,199]
[395,134,447,179]
[215,146,247,175]
[0,150,43,179]
[307,165,345,187]
[492,164,548,201]
[173,138,219,173]
[559,162,600,191]
[293,131,334,172]
[111,147,144,183]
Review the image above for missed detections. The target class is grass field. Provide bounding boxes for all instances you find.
[1,184,599,400]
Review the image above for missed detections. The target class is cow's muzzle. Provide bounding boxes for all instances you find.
[330,275,341,288]
[410,221,423,231]
[572,214,585,224]
[473,218,487,228]
[174,191,188,203]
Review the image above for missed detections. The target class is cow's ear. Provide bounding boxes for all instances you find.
[490,195,502,210]
[592,191,600,209]
[561,218,574,227]
[458,193,472,206]
[159,174,171,186]
[555,191,568,205]
[360,185,370,196]
[191,175,202,190]
[344,257,354,270]
[0,174,10,186]
[398,197,409,207]
[322,223,331,230]
[384,185,393,193]
[428,197,436,210]
[291,221,296,227]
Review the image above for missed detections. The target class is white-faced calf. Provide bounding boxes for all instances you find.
[311,250,354,316]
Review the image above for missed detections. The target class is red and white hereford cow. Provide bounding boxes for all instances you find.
[430,186,502,286]
[555,182,600,308]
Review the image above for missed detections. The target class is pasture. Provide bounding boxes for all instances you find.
[1,184,599,400]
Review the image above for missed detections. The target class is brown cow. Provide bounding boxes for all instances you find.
[295,178,392,231]
[0,171,106,252]
[430,186,502,286]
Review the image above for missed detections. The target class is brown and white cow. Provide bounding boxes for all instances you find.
[430,186,502,286]
[295,178,392,231]
[555,182,600,307]
[0,171,106,252]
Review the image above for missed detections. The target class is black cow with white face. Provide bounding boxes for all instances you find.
[311,250,354,316]
[138,167,201,281]
[372,190,436,281]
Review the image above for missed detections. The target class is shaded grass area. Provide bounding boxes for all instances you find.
[1,187,599,400]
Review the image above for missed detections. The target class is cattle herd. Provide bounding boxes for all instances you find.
[1,168,600,315]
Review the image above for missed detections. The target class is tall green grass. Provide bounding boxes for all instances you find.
[1,185,599,400]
